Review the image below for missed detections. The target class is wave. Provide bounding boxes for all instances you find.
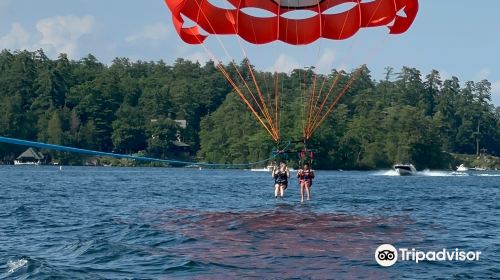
[374,169,472,177]
[59,240,95,258]
[420,170,454,177]
[6,258,28,274]
[373,170,399,176]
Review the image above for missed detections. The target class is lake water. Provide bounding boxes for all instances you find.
[0,166,499,279]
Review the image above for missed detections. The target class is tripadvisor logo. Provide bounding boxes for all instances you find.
[375,244,481,267]
[375,244,398,267]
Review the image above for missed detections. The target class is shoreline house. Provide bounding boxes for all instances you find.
[171,140,190,158]
[172,120,190,158]
[14,148,45,165]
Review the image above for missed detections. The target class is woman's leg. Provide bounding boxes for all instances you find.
[279,185,285,197]
[275,184,279,197]
[300,182,305,202]
[305,182,311,200]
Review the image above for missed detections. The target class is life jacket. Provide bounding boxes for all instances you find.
[299,169,314,181]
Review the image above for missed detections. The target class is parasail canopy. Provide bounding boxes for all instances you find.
[165,0,419,45]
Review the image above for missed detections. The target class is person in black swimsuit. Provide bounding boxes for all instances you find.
[272,162,290,198]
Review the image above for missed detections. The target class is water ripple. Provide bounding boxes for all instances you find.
[0,167,498,278]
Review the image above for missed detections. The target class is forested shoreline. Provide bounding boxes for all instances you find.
[1,49,499,169]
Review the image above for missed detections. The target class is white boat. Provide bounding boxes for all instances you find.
[470,167,487,171]
[456,164,469,172]
[250,165,275,172]
[393,163,417,176]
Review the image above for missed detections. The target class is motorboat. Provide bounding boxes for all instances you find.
[393,163,417,176]
[250,164,295,172]
[456,164,469,172]
[470,167,487,171]
[250,165,275,172]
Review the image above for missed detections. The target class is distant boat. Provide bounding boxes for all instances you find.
[456,164,469,172]
[250,165,295,172]
[393,163,417,176]
[250,165,275,172]
[469,167,487,171]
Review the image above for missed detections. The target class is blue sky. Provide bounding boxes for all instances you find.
[1,0,499,105]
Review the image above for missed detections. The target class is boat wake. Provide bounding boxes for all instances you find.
[374,170,471,177]
[420,170,454,177]
[374,170,400,176]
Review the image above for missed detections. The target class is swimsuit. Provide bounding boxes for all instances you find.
[274,171,288,189]
[298,170,314,186]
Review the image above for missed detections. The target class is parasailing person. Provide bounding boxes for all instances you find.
[297,163,315,203]
[272,161,290,199]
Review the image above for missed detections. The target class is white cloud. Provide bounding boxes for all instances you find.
[337,63,348,72]
[474,67,491,81]
[126,22,169,43]
[185,51,210,65]
[267,53,300,73]
[439,70,452,81]
[34,15,95,57]
[315,49,336,74]
[0,23,30,50]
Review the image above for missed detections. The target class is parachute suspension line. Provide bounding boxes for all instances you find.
[310,67,364,135]
[304,0,389,139]
[297,70,306,141]
[303,74,315,139]
[237,2,280,142]
[367,0,385,24]
[196,44,277,140]
[279,72,285,142]
[301,68,309,140]
[193,0,280,141]
[305,71,342,139]
[317,0,323,38]
[233,0,276,131]
[272,3,282,143]
[274,73,280,142]
[312,75,328,127]
[310,37,389,136]
[246,60,278,139]
[216,63,278,140]
[302,4,353,140]
[294,5,305,139]
[309,0,324,130]
[301,1,354,140]
[195,40,277,140]
[214,0,280,142]
[261,71,273,125]
[230,59,279,140]
[307,73,318,140]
